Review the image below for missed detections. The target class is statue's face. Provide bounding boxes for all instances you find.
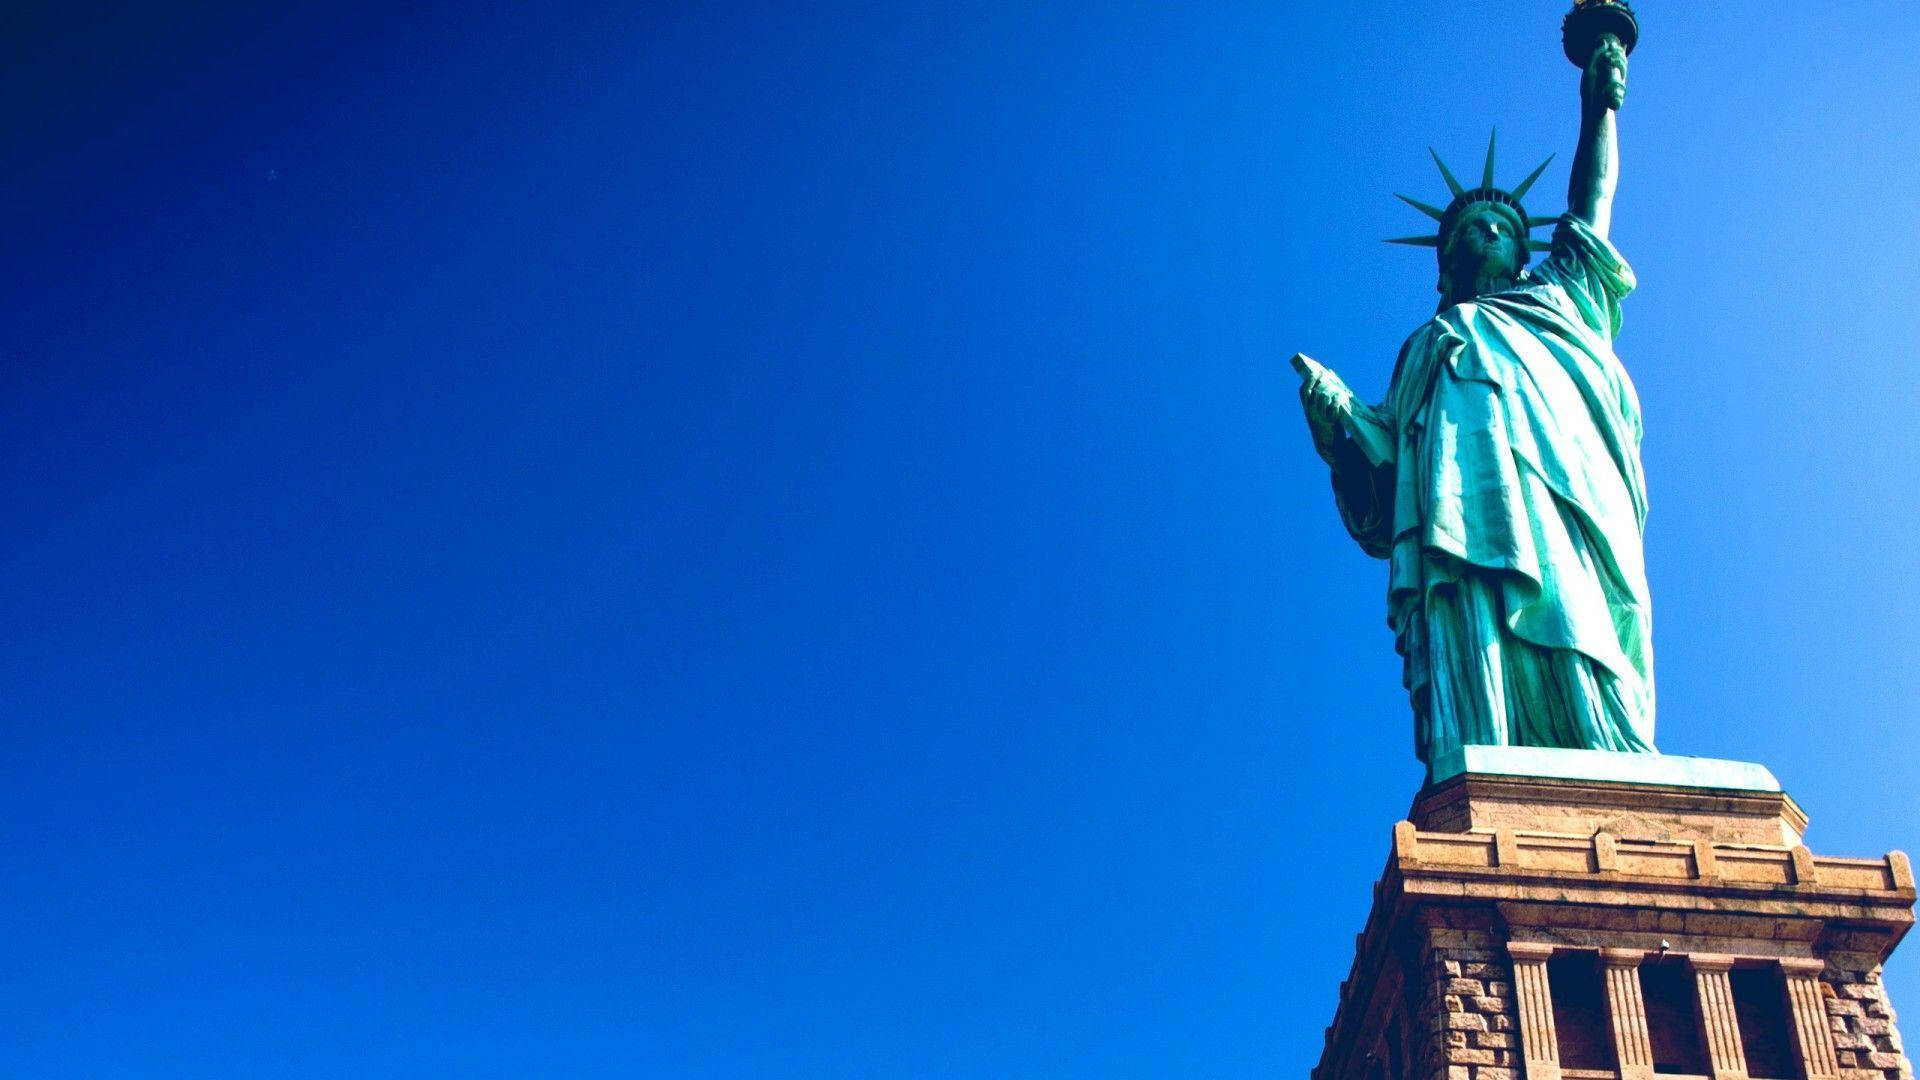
[1443,204,1522,282]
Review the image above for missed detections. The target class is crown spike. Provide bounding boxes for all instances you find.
[1385,234,1442,247]
[1527,239,1552,252]
[1395,194,1447,221]
[1429,148,1465,197]
[1510,154,1556,201]
[1527,216,1559,229]
[1482,128,1498,190]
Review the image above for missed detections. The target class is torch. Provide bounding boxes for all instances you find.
[1562,0,1638,101]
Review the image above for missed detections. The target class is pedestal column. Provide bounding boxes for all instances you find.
[1778,958,1839,1079]
[1507,942,1561,1080]
[1600,948,1655,1080]
[1688,954,1749,1080]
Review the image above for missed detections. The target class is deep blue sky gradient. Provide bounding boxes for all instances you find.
[4,3,1919,1077]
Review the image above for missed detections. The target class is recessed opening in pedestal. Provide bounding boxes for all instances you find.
[1549,952,1618,1071]
[1730,966,1798,1080]
[1641,962,1710,1075]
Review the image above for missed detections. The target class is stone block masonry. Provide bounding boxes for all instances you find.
[1827,966,1911,1080]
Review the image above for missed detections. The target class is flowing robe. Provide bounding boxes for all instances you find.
[1327,216,1655,763]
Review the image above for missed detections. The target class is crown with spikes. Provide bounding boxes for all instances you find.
[1386,129,1557,257]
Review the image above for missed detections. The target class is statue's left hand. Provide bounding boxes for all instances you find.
[1292,353,1356,462]
[1583,33,1628,115]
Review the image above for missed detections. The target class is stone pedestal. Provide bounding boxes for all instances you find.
[1313,766,1915,1080]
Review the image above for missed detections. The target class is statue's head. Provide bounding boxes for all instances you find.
[1437,202,1530,303]
[1386,132,1557,309]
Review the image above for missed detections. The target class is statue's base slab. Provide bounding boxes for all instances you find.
[1427,744,1779,790]
[1420,746,1799,845]
[1416,759,1804,848]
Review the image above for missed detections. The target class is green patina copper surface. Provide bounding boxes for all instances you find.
[1294,21,1671,769]
[1427,746,1780,792]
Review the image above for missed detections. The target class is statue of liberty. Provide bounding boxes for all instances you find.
[1291,18,1655,770]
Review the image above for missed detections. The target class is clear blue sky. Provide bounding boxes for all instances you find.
[4,3,1917,1077]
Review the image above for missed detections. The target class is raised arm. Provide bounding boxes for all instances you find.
[1567,33,1626,238]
